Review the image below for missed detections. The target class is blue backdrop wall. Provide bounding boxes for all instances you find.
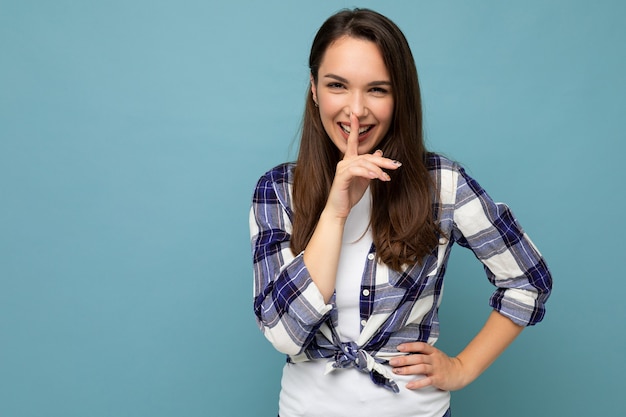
[1,1,624,416]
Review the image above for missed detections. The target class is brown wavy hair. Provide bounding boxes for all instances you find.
[291,8,440,271]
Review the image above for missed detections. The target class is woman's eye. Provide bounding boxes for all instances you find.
[327,82,344,89]
[371,87,389,95]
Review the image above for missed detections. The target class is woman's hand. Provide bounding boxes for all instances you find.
[303,112,401,302]
[389,342,469,391]
[389,312,525,391]
[324,112,401,219]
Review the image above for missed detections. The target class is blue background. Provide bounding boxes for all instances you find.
[1,1,624,416]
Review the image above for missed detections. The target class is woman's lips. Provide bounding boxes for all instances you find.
[338,122,374,141]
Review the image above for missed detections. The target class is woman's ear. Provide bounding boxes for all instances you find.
[310,74,318,106]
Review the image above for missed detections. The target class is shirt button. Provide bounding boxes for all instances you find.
[367,253,375,260]
[361,320,367,326]
[362,289,370,296]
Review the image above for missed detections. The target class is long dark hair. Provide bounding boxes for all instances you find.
[291,8,440,271]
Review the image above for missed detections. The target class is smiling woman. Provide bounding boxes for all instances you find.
[249,8,552,417]
[311,36,394,155]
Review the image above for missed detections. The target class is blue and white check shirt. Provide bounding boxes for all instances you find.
[250,154,552,392]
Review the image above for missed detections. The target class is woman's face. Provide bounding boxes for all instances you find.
[311,36,394,155]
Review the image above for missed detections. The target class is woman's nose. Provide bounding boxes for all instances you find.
[346,93,368,117]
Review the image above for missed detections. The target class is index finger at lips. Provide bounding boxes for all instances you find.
[344,112,360,158]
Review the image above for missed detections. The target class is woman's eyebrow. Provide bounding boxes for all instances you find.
[323,73,391,87]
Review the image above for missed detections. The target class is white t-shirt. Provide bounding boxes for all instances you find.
[279,189,450,417]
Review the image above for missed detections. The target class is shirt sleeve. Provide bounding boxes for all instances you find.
[250,168,333,355]
[452,165,552,326]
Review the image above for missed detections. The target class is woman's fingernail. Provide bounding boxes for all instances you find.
[392,160,402,166]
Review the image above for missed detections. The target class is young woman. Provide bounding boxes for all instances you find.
[250,8,551,417]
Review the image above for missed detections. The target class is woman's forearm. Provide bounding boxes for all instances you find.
[303,209,346,303]
[455,310,524,387]
[392,310,525,391]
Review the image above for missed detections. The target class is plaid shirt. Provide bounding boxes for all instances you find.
[250,154,551,391]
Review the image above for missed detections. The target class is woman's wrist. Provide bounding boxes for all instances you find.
[319,206,349,226]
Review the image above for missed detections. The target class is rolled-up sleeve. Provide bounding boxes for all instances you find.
[452,166,552,326]
[250,166,332,355]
